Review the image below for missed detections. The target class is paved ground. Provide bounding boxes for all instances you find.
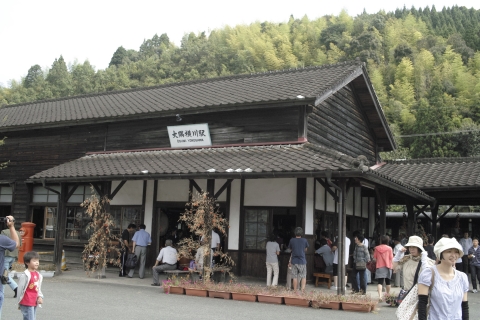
[2,267,480,319]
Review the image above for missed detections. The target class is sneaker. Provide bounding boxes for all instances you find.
[472,289,477,293]
[330,286,337,290]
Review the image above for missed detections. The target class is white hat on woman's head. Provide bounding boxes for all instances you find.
[404,235,425,252]
[434,237,464,258]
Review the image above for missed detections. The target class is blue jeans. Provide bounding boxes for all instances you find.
[19,305,37,320]
[0,289,4,319]
[2,256,18,292]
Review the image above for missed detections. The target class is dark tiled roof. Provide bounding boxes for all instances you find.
[28,143,432,201]
[29,144,354,179]
[0,61,364,130]
[375,157,480,189]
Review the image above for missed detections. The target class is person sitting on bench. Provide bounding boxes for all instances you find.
[315,238,334,273]
[151,240,177,286]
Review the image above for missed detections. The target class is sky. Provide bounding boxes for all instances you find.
[0,0,478,87]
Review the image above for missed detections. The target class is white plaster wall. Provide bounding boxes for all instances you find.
[362,197,369,219]
[244,178,296,206]
[144,180,155,234]
[194,179,227,201]
[355,187,361,217]
[228,180,241,250]
[110,180,143,205]
[346,188,354,216]
[326,189,336,213]
[305,178,314,235]
[157,180,189,202]
[315,181,325,210]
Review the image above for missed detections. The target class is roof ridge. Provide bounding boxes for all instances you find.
[384,157,480,164]
[1,61,363,109]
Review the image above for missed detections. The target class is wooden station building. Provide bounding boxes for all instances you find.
[0,61,443,291]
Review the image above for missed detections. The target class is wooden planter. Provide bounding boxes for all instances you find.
[231,292,257,302]
[185,288,209,297]
[311,301,341,310]
[168,286,185,295]
[257,294,284,304]
[341,302,372,312]
[208,290,232,299]
[284,296,310,307]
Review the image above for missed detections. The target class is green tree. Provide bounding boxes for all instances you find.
[46,56,72,98]
[109,46,127,67]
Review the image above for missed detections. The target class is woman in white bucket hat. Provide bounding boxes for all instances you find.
[417,237,469,320]
[393,235,435,291]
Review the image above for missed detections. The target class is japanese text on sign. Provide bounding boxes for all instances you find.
[167,123,212,148]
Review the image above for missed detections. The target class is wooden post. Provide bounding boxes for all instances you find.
[431,202,439,241]
[54,183,68,274]
[376,187,387,236]
[337,179,347,296]
[407,200,415,236]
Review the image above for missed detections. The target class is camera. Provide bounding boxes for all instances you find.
[0,217,11,223]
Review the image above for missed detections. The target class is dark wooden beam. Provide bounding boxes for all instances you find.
[406,200,415,236]
[438,205,456,221]
[214,179,233,199]
[92,183,104,197]
[190,179,202,194]
[65,184,79,202]
[54,183,68,274]
[207,179,215,196]
[375,187,387,236]
[315,178,338,202]
[109,180,127,200]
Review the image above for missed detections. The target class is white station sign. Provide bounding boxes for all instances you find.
[167,123,212,148]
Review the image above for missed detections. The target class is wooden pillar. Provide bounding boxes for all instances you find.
[207,179,215,196]
[296,178,307,231]
[376,187,387,236]
[337,179,347,296]
[54,183,68,274]
[431,202,439,241]
[407,200,415,236]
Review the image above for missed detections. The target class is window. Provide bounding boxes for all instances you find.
[244,209,269,249]
[110,206,142,236]
[66,207,93,241]
[32,186,59,203]
[0,186,12,203]
[67,185,95,203]
[44,207,57,239]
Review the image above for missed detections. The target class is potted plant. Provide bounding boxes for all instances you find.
[282,290,312,307]
[162,277,185,295]
[230,283,259,302]
[184,280,209,297]
[341,293,377,312]
[207,282,232,299]
[256,286,285,304]
[311,292,342,310]
[384,291,398,307]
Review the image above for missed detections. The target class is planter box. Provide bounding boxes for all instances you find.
[231,292,257,302]
[257,294,284,304]
[284,296,310,307]
[208,290,232,299]
[341,302,372,312]
[312,301,341,310]
[185,288,208,297]
[169,286,185,295]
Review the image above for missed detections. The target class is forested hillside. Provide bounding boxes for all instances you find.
[1,5,479,159]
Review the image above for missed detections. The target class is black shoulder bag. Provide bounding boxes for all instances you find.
[395,260,422,306]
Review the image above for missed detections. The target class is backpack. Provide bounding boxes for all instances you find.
[125,253,138,269]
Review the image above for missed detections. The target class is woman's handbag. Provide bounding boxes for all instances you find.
[395,260,422,305]
[366,260,376,273]
[395,265,435,320]
[355,261,366,270]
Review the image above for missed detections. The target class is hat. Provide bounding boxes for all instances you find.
[434,237,464,258]
[404,236,425,252]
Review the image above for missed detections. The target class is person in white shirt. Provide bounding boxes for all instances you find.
[151,240,178,286]
[195,239,213,272]
[201,230,221,251]
[459,232,473,274]
[331,236,351,290]
[393,238,404,287]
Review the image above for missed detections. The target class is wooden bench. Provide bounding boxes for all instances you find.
[163,269,190,279]
[313,272,333,289]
